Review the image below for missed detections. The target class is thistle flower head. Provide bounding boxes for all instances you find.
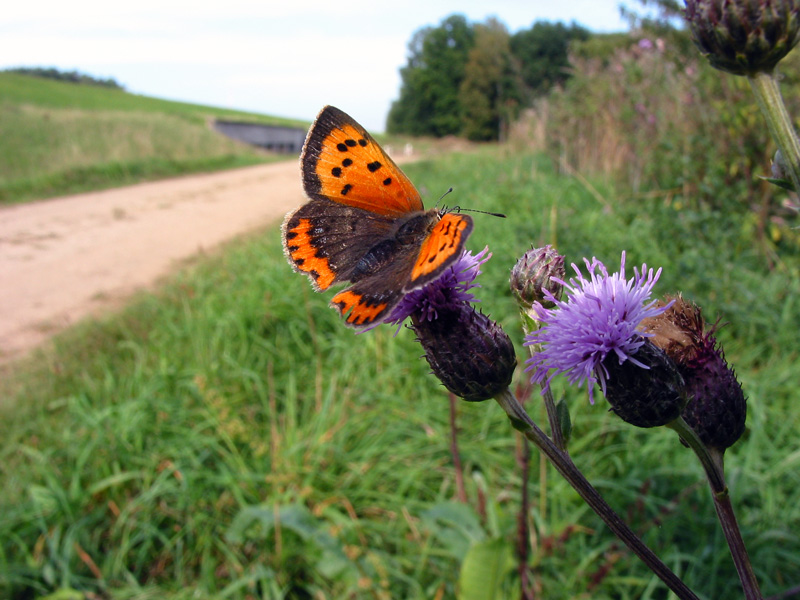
[525,253,671,404]
[684,0,800,75]
[383,247,491,328]
[413,305,517,402]
[510,245,566,310]
[386,246,516,402]
[641,295,747,450]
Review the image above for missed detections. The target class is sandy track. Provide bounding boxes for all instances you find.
[0,160,305,362]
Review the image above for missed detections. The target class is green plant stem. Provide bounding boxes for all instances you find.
[541,385,567,452]
[494,388,700,600]
[667,418,763,600]
[748,70,800,194]
[518,314,567,452]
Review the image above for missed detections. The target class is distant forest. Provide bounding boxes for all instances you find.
[386,15,594,141]
[3,67,123,90]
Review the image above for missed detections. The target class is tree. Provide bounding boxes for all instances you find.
[387,15,475,136]
[459,19,525,141]
[510,21,590,97]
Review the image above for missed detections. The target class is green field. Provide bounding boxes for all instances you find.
[0,73,306,204]
[2,147,798,599]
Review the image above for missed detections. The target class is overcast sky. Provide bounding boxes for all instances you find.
[0,0,636,132]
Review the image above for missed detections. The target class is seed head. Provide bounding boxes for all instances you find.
[641,295,747,450]
[684,0,800,75]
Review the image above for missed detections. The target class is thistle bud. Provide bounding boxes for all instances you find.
[510,245,565,311]
[602,340,687,428]
[684,0,800,76]
[641,295,747,450]
[412,306,517,402]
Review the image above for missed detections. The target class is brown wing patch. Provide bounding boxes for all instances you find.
[331,290,390,327]
[302,106,423,217]
[410,213,473,284]
[282,216,336,291]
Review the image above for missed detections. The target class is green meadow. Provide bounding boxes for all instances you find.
[2,147,799,598]
[0,73,305,203]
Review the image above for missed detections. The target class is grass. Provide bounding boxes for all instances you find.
[0,73,306,204]
[1,149,799,599]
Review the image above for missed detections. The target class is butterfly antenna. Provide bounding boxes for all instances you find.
[436,188,506,218]
[452,205,506,219]
[434,187,454,210]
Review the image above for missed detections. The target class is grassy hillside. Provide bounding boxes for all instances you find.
[0,72,307,203]
[1,149,798,599]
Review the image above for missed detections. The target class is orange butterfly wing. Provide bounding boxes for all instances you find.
[408,213,473,289]
[301,106,423,217]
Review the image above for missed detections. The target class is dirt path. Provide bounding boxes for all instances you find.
[0,160,305,363]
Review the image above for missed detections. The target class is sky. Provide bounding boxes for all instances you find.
[0,1,634,132]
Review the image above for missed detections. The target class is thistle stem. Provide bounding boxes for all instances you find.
[494,388,700,600]
[667,417,763,600]
[518,315,567,452]
[748,70,800,195]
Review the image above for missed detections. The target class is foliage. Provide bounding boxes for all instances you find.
[388,15,588,141]
[510,30,800,237]
[460,19,526,141]
[620,0,686,31]
[387,14,476,138]
[3,66,124,89]
[509,21,590,97]
[1,149,798,599]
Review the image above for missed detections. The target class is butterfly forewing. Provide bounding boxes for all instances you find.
[302,106,423,217]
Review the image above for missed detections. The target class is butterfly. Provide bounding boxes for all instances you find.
[282,105,474,328]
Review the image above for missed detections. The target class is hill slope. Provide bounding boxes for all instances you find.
[0,72,307,203]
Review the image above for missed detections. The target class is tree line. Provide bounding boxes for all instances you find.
[3,67,123,89]
[386,15,590,141]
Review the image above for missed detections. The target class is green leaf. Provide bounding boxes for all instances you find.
[225,503,352,578]
[760,175,796,192]
[457,538,515,600]
[421,501,486,560]
[40,589,85,600]
[556,396,572,447]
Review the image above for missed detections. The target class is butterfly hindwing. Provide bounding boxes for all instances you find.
[282,200,396,291]
[302,106,424,217]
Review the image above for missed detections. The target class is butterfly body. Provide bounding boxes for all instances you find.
[282,106,473,328]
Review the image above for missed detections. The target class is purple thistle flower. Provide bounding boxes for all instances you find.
[381,246,491,328]
[525,252,671,403]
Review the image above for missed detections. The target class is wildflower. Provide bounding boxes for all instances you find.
[641,295,747,450]
[525,253,686,427]
[413,305,517,402]
[383,247,491,327]
[389,246,516,402]
[510,245,565,311]
[684,0,800,76]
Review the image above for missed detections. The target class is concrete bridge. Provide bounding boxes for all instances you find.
[213,120,307,154]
